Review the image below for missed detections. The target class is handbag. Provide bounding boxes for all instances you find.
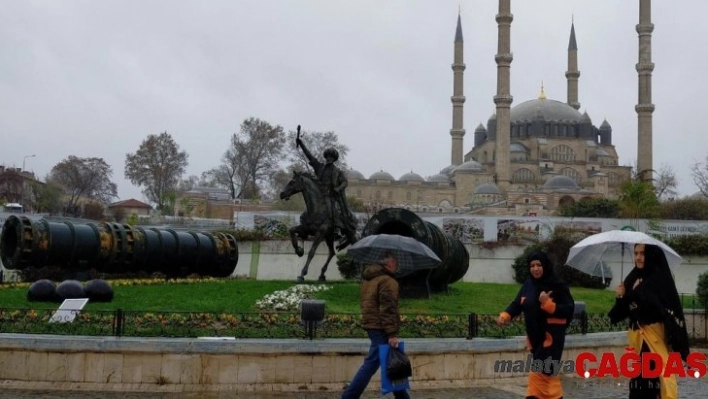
[378,342,412,395]
[387,346,413,380]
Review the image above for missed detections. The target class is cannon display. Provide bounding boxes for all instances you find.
[361,208,469,297]
[0,215,238,278]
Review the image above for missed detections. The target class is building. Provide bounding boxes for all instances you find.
[346,1,653,215]
[106,198,153,220]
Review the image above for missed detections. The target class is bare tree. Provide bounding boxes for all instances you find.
[285,129,349,172]
[218,118,285,200]
[691,156,708,197]
[124,132,189,211]
[47,156,118,215]
[654,163,679,201]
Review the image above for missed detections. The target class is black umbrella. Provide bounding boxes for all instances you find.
[346,234,441,272]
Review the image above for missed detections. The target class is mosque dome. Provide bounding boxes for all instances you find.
[453,160,485,173]
[369,170,395,181]
[399,171,425,182]
[440,165,456,176]
[511,98,584,123]
[428,173,451,183]
[600,119,612,130]
[345,168,365,180]
[474,183,501,195]
[543,175,579,189]
[510,143,528,153]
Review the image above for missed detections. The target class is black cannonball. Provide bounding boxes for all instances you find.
[27,279,57,302]
[84,279,114,302]
[55,280,86,300]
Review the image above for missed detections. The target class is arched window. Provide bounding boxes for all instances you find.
[387,191,393,201]
[512,168,535,183]
[550,145,576,162]
[560,167,582,183]
[406,192,412,201]
[375,191,381,199]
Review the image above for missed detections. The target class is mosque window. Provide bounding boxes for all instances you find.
[512,168,535,183]
[406,192,412,201]
[561,167,582,183]
[387,191,393,201]
[550,145,576,162]
[376,191,381,199]
[608,172,621,187]
[356,189,362,198]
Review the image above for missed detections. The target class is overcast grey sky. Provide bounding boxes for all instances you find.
[2,0,707,202]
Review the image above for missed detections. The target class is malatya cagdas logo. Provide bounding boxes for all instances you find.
[576,348,707,380]
[494,349,707,379]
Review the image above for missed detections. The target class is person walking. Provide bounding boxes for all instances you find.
[341,251,410,399]
[608,243,689,399]
[497,251,575,399]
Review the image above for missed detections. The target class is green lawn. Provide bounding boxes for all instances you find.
[0,279,635,315]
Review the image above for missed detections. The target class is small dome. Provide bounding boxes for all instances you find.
[488,113,497,121]
[399,171,425,182]
[440,165,456,176]
[475,123,487,132]
[428,173,451,183]
[369,170,395,181]
[510,143,527,153]
[581,111,592,123]
[543,175,579,189]
[474,183,501,195]
[345,168,365,180]
[454,160,485,173]
[600,119,612,130]
[596,148,610,156]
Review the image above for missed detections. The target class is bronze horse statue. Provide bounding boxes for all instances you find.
[279,171,342,282]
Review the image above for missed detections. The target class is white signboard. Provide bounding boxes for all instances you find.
[49,298,89,323]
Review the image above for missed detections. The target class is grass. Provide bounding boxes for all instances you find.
[0,279,637,315]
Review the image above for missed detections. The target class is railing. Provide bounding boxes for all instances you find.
[0,308,667,340]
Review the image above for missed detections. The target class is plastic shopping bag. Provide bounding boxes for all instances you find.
[378,341,411,395]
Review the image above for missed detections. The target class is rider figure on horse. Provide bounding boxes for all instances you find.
[296,137,358,250]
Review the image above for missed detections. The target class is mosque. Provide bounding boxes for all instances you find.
[345,0,655,216]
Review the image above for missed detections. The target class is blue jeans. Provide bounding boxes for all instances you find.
[341,329,410,399]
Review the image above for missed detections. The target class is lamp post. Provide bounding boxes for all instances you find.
[21,154,36,211]
[22,154,35,172]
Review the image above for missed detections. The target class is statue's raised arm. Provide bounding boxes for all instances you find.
[295,125,317,165]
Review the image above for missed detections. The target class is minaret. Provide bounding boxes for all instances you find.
[494,0,513,189]
[450,12,466,166]
[566,20,581,110]
[636,0,655,181]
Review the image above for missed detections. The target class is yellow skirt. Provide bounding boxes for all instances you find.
[627,322,678,399]
[526,371,563,399]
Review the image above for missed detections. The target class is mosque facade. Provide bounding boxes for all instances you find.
[346,1,651,216]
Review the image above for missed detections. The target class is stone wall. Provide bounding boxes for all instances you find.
[0,332,629,393]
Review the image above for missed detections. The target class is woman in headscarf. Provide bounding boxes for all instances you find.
[497,251,575,399]
[608,243,690,399]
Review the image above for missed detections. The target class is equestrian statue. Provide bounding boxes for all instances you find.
[279,126,358,282]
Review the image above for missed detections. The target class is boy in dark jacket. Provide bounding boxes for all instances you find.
[341,251,410,399]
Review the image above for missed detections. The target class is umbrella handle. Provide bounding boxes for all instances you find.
[620,243,624,282]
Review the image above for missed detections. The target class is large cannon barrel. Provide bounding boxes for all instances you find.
[361,208,469,295]
[0,215,238,278]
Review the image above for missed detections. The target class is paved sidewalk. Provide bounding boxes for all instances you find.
[0,376,705,398]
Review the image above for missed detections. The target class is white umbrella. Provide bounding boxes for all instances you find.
[566,230,682,280]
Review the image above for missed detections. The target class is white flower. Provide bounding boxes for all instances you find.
[255,284,332,311]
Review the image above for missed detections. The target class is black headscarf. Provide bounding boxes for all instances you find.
[528,251,565,292]
[623,244,690,360]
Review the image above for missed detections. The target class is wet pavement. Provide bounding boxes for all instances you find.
[0,376,705,398]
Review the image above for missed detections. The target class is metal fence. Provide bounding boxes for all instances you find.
[0,308,668,340]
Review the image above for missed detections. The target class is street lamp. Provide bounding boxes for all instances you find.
[22,154,35,172]
[21,154,36,211]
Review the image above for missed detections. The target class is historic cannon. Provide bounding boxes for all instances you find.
[0,215,238,278]
[361,208,469,297]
